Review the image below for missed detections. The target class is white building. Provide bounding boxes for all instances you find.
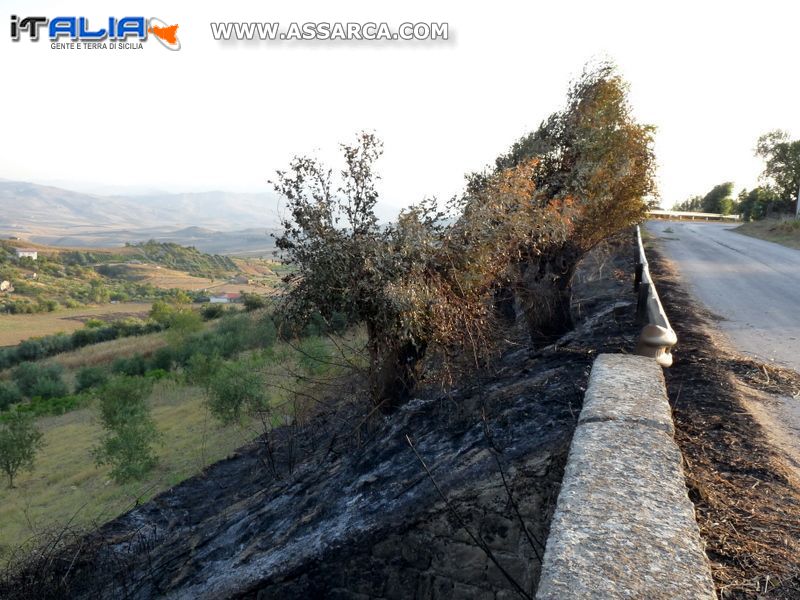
[15,248,38,260]
[209,292,242,304]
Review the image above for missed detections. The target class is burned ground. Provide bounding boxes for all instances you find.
[647,243,800,599]
[1,237,639,600]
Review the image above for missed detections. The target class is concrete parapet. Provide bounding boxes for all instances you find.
[536,354,715,600]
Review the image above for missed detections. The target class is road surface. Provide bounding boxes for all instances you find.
[646,220,800,373]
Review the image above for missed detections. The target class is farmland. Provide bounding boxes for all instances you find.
[0,302,363,560]
[0,238,280,320]
[0,303,152,346]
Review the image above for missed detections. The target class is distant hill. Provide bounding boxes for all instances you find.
[0,180,282,256]
[26,226,279,257]
[0,180,282,232]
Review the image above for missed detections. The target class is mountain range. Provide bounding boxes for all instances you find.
[0,180,283,255]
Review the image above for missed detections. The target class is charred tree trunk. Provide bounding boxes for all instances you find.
[492,280,518,325]
[367,323,426,413]
[518,246,582,347]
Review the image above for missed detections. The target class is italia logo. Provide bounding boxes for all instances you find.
[10,15,181,50]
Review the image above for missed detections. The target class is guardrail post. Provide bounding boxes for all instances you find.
[634,262,643,292]
[636,282,649,324]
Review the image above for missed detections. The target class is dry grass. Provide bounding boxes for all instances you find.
[44,332,169,370]
[0,303,152,347]
[734,218,800,250]
[119,264,217,291]
[0,380,254,560]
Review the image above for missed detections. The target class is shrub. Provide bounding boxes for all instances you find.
[297,337,332,376]
[184,352,222,388]
[29,377,69,401]
[165,310,203,346]
[111,355,148,377]
[11,394,90,418]
[0,382,22,412]
[255,314,278,348]
[145,368,169,380]
[201,303,226,320]
[242,292,268,311]
[75,366,109,393]
[12,363,67,399]
[149,347,174,372]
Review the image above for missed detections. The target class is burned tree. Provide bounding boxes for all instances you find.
[489,62,657,344]
[273,135,563,410]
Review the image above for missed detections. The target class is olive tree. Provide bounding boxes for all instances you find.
[93,377,159,483]
[0,411,44,488]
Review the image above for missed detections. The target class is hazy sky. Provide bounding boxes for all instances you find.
[2,0,798,218]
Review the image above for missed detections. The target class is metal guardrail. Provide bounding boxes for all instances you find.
[633,225,677,367]
[648,209,740,221]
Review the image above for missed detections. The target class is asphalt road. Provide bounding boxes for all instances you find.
[646,220,800,373]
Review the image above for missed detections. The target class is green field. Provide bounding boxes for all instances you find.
[0,303,152,347]
[0,380,254,559]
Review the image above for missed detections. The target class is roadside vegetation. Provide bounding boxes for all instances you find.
[734,217,800,250]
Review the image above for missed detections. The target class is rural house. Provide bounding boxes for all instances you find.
[15,248,38,260]
[209,292,242,304]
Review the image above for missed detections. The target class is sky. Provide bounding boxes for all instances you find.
[1,0,798,220]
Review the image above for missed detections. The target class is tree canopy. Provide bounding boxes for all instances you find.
[755,130,800,214]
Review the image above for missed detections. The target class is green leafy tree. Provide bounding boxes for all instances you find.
[165,309,204,346]
[699,182,734,214]
[673,195,703,212]
[756,130,800,213]
[149,300,177,325]
[0,381,23,411]
[0,412,44,488]
[206,360,269,424]
[75,366,109,393]
[241,292,268,312]
[88,280,110,304]
[738,186,780,221]
[93,377,159,483]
